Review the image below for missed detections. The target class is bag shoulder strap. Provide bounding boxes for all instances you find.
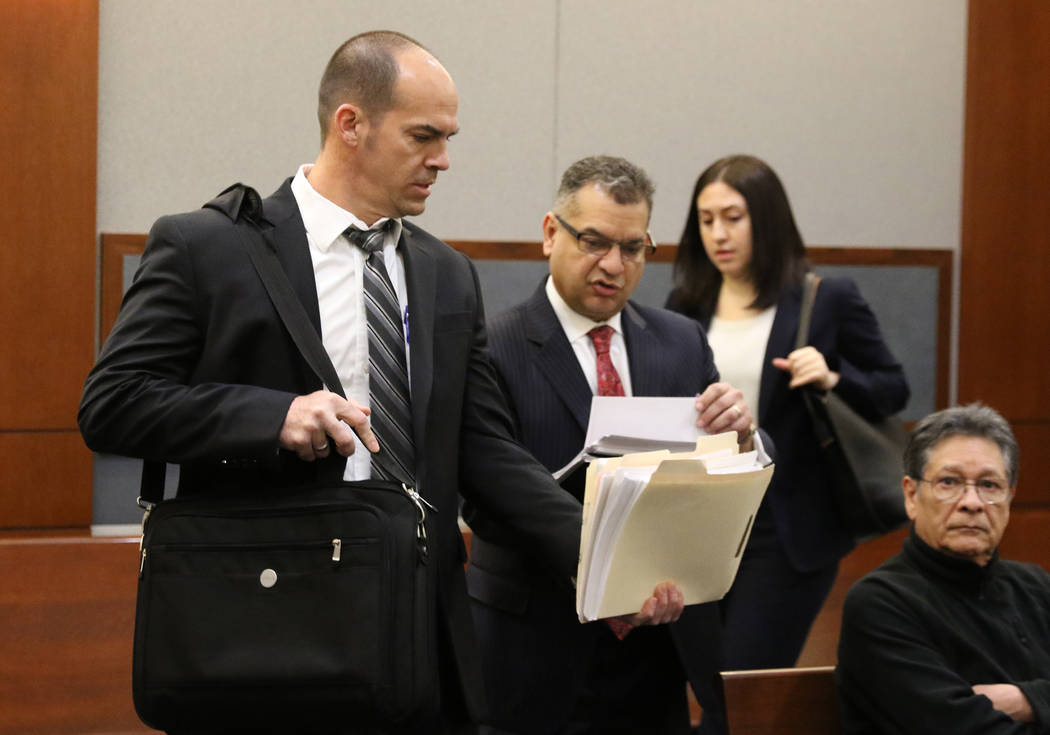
[793,272,838,449]
[237,228,345,401]
[140,184,346,506]
[795,271,821,351]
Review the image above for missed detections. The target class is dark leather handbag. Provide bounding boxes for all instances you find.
[131,185,436,732]
[796,273,909,543]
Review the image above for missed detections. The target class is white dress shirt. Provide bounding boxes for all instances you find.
[290,164,409,481]
[544,276,633,396]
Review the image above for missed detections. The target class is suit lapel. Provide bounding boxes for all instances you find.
[523,285,592,435]
[259,178,321,334]
[622,302,657,395]
[759,286,803,423]
[400,224,436,462]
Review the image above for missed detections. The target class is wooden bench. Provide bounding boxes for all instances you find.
[722,666,841,735]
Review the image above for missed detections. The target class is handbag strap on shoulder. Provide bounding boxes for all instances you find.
[794,272,837,447]
[795,271,821,351]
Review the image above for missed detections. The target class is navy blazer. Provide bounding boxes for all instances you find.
[78,179,584,721]
[463,281,725,732]
[667,276,910,571]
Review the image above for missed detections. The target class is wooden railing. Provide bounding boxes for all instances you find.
[99,235,952,409]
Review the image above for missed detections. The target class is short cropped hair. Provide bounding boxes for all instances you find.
[317,30,428,144]
[554,155,655,221]
[904,403,1019,487]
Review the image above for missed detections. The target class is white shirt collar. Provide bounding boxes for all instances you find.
[544,275,624,342]
[290,164,403,251]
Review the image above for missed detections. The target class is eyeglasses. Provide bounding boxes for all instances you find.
[554,214,655,264]
[913,475,1014,505]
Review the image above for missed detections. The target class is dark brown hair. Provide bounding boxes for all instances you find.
[671,154,808,320]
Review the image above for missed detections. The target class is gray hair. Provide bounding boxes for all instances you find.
[317,30,429,145]
[554,156,655,220]
[904,403,1019,486]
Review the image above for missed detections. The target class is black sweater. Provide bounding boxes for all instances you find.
[837,529,1050,734]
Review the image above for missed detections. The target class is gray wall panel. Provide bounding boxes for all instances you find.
[94,1,963,526]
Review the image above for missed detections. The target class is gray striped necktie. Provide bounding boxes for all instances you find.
[346,223,415,484]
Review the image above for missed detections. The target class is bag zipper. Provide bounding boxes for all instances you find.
[401,483,433,562]
[138,484,437,570]
[140,538,364,577]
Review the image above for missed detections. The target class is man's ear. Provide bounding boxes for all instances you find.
[902,475,919,520]
[541,212,558,257]
[333,103,365,146]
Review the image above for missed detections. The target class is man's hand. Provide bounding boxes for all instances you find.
[695,382,755,447]
[278,390,379,461]
[617,581,684,627]
[973,684,1034,722]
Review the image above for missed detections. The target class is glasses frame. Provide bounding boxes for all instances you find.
[912,475,1015,505]
[553,213,656,263]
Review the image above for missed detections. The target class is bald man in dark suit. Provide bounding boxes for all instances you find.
[79,36,681,734]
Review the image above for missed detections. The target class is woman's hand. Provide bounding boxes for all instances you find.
[772,346,840,391]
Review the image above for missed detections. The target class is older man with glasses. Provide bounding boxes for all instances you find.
[836,403,1050,734]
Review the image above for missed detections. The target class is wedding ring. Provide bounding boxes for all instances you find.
[731,405,742,420]
[314,442,329,452]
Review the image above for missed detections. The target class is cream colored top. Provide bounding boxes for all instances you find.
[707,306,776,419]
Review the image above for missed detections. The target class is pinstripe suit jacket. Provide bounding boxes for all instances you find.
[463,280,725,731]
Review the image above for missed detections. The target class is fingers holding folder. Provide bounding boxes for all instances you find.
[618,580,685,627]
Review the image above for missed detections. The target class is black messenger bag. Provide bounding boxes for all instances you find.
[130,184,437,732]
[133,481,436,732]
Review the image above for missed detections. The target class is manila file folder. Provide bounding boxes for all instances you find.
[576,433,774,622]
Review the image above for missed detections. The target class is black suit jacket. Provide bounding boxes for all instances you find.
[78,179,583,722]
[463,281,726,732]
[668,276,910,572]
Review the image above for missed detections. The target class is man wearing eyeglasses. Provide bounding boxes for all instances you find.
[462,156,761,735]
[837,403,1050,734]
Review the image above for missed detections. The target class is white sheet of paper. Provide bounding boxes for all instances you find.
[583,396,701,448]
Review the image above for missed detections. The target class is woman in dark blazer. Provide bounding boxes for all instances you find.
[665,154,909,668]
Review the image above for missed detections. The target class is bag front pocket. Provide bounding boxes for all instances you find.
[139,533,386,693]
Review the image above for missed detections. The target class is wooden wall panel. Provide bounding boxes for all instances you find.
[0,0,98,429]
[959,1,1050,505]
[0,534,151,734]
[0,433,93,528]
[1010,422,1050,509]
[0,1,98,528]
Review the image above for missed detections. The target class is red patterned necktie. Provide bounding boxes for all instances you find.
[588,325,625,397]
[588,325,632,639]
